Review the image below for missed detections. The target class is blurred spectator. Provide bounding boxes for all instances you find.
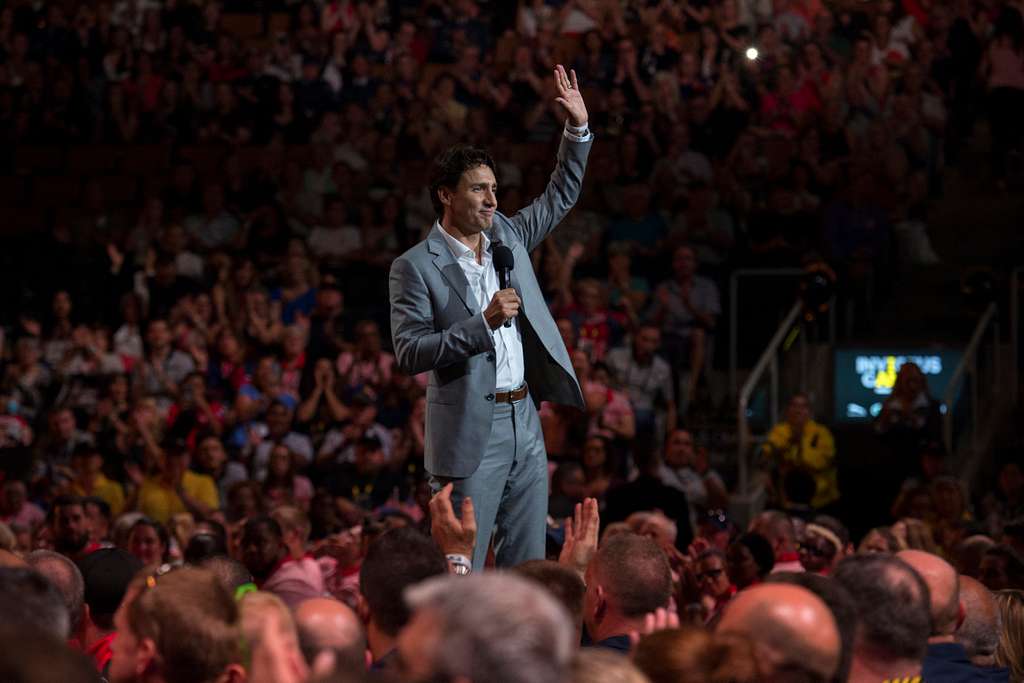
[726,532,774,589]
[716,582,841,683]
[399,573,574,683]
[649,245,720,410]
[762,393,838,513]
[749,509,804,573]
[241,515,323,609]
[958,575,1007,670]
[605,324,675,450]
[832,553,932,683]
[359,526,447,669]
[583,533,672,652]
[0,566,72,639]
[108,566,244,683]
[77,548,143,677]
[994,590,1024,683]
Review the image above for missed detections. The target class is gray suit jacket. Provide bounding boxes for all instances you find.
[389,135,593,478]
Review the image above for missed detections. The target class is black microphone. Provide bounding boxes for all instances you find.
[493,242,515,328]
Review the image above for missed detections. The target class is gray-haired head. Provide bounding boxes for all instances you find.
[403,573,574,683]
[0,566,71,639]
[26,550,85,634]
[957,575,1002,666]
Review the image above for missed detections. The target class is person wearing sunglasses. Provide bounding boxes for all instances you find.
[799,523,843,575]
[695,548,736,625]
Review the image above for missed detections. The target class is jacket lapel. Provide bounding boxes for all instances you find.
[427,227,478,315]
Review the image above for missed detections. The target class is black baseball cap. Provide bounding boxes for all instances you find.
[77,548,143,619]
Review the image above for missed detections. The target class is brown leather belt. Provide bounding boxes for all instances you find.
[495,384,528,403]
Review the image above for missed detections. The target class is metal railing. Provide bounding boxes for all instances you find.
[942,302,999,458]
[729,268,836,400]
[729,269,804,400]
[736,300,803,494]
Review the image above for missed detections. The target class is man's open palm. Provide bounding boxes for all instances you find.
[554,64,588,128]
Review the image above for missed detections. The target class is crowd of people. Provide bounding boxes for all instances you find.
[1,0,1024,681]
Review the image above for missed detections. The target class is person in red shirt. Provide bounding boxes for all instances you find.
[76,548,143,677]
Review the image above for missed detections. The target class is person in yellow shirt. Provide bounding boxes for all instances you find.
[69,444,125,517]
[136,446,220,524]
[762,393,838,511]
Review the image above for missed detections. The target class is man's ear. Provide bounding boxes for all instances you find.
[956,600,966,632]
[594,584,608,622]
[217,663,246,683]
[138,637,159,677]
[438,186,453,208]
[356,592,371,625]
[80,602,92,634]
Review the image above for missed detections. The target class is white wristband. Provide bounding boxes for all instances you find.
[446,554,472,576]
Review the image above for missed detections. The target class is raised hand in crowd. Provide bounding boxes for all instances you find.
[559,497,600,577]
[429,482,477,560]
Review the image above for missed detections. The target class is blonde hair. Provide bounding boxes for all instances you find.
[240,590,299,648]
[570,648,651,683]
[126,567,241,683]
[634,628,762,683]
[995,590,1024,683]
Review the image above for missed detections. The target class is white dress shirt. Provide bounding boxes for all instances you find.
[437,222,525,391]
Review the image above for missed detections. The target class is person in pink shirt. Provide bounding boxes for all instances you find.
[241,515,324,609]
[336,320,395,395]
[0,480,44,531]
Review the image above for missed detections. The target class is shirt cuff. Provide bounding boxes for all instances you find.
[563,121,592,143]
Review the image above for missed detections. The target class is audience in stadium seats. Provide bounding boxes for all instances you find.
[0,0,1022,681]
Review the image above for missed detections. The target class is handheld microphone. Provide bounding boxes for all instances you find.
[493,242,515,328]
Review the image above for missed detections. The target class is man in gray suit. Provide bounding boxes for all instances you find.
[389,65,592,570]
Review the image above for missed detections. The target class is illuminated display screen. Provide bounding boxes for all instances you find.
[832,349,962,423]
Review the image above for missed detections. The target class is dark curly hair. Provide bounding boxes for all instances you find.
[428,144,496,218]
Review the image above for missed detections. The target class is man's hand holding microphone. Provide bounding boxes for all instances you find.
[484,289,521,330]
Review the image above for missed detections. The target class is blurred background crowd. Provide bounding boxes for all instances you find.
[0,0,1023,681]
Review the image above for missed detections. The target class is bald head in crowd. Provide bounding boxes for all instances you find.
[295,597,367,672]
[898,550,961,638]
[716,583,840,682]
[956,576,1001,666]
[750,510,799,564]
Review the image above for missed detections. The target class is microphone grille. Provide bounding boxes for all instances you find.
[493,244,515,270]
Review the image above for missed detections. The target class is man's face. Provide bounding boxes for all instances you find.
[197,437,226,470]
[357,323,381,353]
[798,532,837,574]
[441,165,497,235]
[241,524,282,579]
[54,503,90,554]
[396,608,445,682]
[84,501,109,543]
[726,543,760,589]
[697,555,731,599]
[665,430,695,468]
[634,328,660,360]
[673,248,696,278]
[3,482,26,513]
[786,396,811,428]
[266,404,291,435]
[54,410,76,439]
[146,321,170,349]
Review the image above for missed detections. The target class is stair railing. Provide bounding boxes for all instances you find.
[942,302,999,458]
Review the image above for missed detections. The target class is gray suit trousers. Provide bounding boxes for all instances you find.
[429,393,548,571]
